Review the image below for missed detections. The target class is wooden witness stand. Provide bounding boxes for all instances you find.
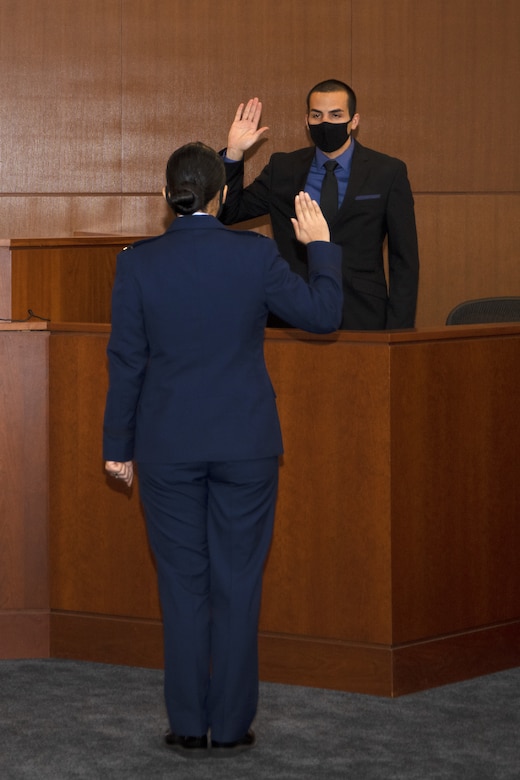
[1,237,520,696]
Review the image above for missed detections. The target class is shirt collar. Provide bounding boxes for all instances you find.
[315,139,355,172]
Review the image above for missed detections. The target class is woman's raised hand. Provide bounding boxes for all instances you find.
[291,192,330,245]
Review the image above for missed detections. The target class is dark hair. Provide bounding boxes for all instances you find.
[165,141,225,215]
[306,79,357,117]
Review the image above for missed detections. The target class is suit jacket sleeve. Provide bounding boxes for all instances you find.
[385,161,419,329]
[103,251,149,461]
[220,153,272,224]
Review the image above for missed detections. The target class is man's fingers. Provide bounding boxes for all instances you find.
[234,98,263,124]
[243,97,260,120]
[233,102,245,121]
[244,98,255,119]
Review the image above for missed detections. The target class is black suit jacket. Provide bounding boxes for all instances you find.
[222,141,419,330]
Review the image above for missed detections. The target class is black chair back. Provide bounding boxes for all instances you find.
[446,297,520,325]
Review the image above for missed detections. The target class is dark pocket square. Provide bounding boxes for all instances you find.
[355,194,381,200]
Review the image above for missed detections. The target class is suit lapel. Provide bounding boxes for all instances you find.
[293,147,315,192]
[338,142,370,213]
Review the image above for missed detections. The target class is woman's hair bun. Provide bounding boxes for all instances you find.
[167,183,204,215]
[165,142,225,215]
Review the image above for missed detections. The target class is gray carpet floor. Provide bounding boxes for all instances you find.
[0,659,519,779]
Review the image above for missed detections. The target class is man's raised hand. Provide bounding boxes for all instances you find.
[226,97,269,161]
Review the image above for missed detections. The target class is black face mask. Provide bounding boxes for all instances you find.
[308,120,352,154]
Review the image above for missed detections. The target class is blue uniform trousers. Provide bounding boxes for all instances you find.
[137,457,279,742]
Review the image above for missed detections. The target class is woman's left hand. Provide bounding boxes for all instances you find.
[105,460,134,487]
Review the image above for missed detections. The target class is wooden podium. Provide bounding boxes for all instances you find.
[0,236,140,322]
[43,323,520,696]
[0,323,49,657]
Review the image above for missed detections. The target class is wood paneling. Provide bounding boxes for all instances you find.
[0,197,124,240]
[50,613,164,669]
[121,0,352,192]
[262,337,393,643]
[121,196,173,237]
[414,194,520,327]
[1,1,519,328]
[0,0,121,194]
[0,0,352,235]
[49,329,160,619]
[0,245,12,318]
[352,0,520,329]
[47,325,520,695]
[352,0,520,192]
[393,622,520,696]
[0,326,49,658]
[0,613,50,660]
[8,237,145,323]
[390,336,520,642]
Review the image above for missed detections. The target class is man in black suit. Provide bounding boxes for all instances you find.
[221,79,419,330]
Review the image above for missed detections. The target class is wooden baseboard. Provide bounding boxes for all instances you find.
[392,620,520,695]
[49,611,392,692]
[50,612,164,669]
[258,633,393,696]
[48,612,520,697]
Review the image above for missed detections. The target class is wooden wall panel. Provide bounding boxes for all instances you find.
[121,0,352,193]
[0,327,49,658]
[390,336,520,643]
[0,0,121,194]
[414,194,520,327]
[121,196,172,238]
[47,325,520,694]
[1,1,519,324]
[0,329,49,608]
[49,331,161,619]
[9,238,132,323]
[351,0,520,192]
[352,0,520,328]
[0,245,11,318]
[49,328,392,644]
[262,336,393,643]
[0,197,124,240]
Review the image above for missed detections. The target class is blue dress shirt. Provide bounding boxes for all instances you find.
[223,140,355,212]
[304,140,355,209]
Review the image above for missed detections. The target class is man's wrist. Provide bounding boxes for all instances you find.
[225,147,244,162]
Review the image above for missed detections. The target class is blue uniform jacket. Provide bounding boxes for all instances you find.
[103,214,342,463]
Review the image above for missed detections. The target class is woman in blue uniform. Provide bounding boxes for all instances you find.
[103,141,342,757]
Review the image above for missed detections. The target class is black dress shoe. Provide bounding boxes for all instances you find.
[211,729,256,755]
[164,730,208,757]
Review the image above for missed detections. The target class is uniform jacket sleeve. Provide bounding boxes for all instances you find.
[103,251,149,461]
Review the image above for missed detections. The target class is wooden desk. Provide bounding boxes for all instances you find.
[45,323,520,696]
[0,236,143,322]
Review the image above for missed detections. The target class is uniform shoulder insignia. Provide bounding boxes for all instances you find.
[235,228,270,241]
[129,235,161,250]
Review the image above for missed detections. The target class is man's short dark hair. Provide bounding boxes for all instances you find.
[306,80,357,117]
